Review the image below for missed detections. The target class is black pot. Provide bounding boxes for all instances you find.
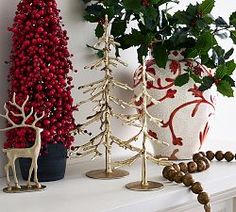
[19,143,67,182]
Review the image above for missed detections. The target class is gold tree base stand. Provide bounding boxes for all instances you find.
[3,185,46,193]
[125,181,164,191]
[86,169,129,180]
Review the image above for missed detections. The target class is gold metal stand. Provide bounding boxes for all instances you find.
[125,181,163,191]
[3,185,46,193]
[86,169,129,180]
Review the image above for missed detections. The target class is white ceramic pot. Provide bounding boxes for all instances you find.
[134,50,216,159]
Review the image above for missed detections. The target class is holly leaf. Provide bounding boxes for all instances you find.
[84,14,99,22]
[174,73,190,86]
[95,24,104,38]
[217,80,234,97]
[143,7,158,30]
[196,31,217,52]
[215,16,228,27]
[225,60,236,75]
[199,0,215,15]
[111,19,126,37]
[137,45,148,63]
[224,48,234,60]
[199,76,214,91]
[123,0,142,10]
[117,29,144,49]
[152,44,168,68]
[86,4,105,16]
[222,75,235,87]
[230,12,236,26]
[173,11,192,25]
[185,48,199,58]
[190,72,202,83]
[230,31,236,44]
[215,64,228,79]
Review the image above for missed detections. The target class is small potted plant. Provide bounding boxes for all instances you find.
[4,0,77,181]
[82,0,236,159]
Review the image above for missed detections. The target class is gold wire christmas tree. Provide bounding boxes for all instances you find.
[111,57,171,191]
[69,15,135,179]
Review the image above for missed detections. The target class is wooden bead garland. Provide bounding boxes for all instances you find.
[162,150,236,212]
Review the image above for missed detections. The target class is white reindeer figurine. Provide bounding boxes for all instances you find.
[0,93,45,192]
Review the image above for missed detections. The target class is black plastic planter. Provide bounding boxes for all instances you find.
[19,143,67,182]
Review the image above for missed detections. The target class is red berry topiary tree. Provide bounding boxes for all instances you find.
[4,0,76,150]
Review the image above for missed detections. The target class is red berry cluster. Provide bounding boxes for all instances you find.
[4,0,76,149]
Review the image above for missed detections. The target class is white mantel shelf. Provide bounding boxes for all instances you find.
[0,158,236,212]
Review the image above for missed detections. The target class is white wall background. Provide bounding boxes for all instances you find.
[0,0,236,177]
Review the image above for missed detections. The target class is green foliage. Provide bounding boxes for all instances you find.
[152,44,168,68]
[123,0,142,11]
[95,24,104,38]
[198,0,215,15]
[174,73,190,86]
[111,19,126,37]
[81,0,236,97]
[217,80,234,97]
[199,76,215,91]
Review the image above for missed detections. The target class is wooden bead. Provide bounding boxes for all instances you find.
[204,203,211,212]
[197,192,210,205]
[178,162,188,173]
[172,163,181,172]
[162,166,174,178]
[196,160,206,172]
[191,182,203,194]
[173,171,184,184]
[201,157,210,169]
[215,151,224,161]
[193,153,203,162]
[182,173,195,187]
[166,169,177,181]
[199,151,206,157]
[187,161,198,173]
[206,151,215,161]
[224,151,234,162]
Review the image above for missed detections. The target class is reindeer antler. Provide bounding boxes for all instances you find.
[0,93,45,131]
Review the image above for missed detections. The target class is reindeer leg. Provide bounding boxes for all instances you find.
[32,159,41,189]
[4,162,11,191]
[11,159,21,189]
[27,160,34,188]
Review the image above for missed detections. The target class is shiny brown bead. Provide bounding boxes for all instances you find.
[187,161,198,173]
[193,153,203,162]
[199,151,206,157]
[173,171,184,183]
[166,169,177,181]
[162,166,174,179]
[224,151,234,162]
[172,163,181,172]
[191,182,203,194]
[196,160,206,172]
[178,162,188,173]
[197,192,210,205]
[215,151,224,161]
[201,157,210,169]
[206,151,215,161]
[182,173,195,187]
[204,203,211,212]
